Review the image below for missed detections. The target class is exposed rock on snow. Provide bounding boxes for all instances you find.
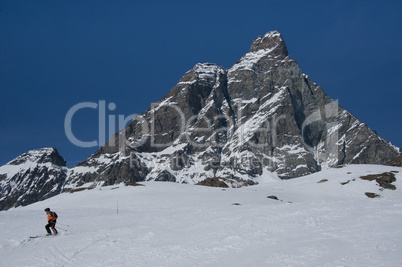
[360,172,397,190]
[196,177,229,188]
[386,153,402,167]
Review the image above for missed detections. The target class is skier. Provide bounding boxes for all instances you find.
[44,208,58,235]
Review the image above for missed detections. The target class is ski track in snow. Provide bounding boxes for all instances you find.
[0,165,402,266]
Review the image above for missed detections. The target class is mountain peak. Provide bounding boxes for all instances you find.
[0,147,67,210]
[248,30,288,57]
[8,147,66,166]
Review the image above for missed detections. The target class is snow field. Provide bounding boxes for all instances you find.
[0,165,401,266]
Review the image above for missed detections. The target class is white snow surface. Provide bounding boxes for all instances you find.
[1,164,402,266]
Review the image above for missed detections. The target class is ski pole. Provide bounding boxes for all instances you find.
[57,226,68,232]
[58,223,70,227]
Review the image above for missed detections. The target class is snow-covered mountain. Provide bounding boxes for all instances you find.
[0,147,67,210]
[1,164,401,266]
[0,30,400,211]
[65,30,399,187]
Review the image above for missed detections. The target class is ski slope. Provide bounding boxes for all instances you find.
[1,165,402,266]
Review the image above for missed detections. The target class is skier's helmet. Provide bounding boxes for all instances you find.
[44,208,50,212]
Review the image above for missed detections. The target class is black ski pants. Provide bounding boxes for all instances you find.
[45,221,58,234]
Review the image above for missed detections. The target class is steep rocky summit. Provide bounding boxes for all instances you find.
[64,30,399,187]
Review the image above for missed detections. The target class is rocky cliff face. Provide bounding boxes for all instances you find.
[64,30,399,188]
[0,147,67,210]
[0,31,400,210]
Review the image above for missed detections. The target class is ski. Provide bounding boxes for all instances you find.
[29,235,57,238]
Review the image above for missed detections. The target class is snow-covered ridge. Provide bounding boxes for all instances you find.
[3,147,60,166]
[0,147,67,210]
[0,147,66,178]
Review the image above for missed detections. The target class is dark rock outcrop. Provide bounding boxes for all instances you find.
[386,153,402,167]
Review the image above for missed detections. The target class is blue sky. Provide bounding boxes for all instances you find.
[1,0,401,167]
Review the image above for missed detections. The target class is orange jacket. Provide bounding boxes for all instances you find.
[46,211,58,222]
